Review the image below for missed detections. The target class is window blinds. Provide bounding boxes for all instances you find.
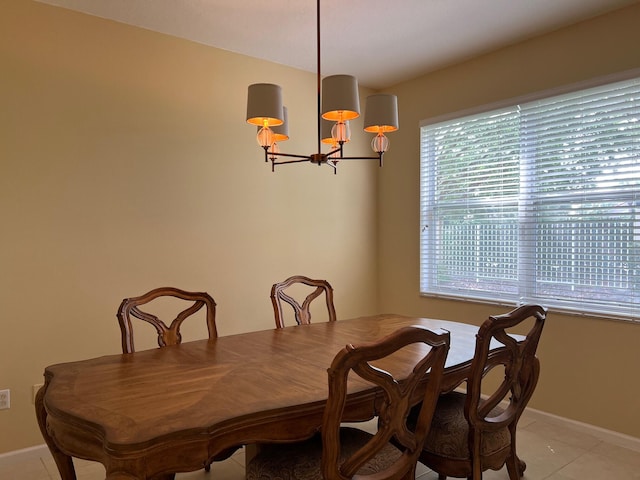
[420,76,639,321]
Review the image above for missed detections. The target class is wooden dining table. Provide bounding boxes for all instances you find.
[35,313,488,480]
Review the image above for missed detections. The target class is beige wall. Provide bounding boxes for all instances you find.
[2,0,639,457]
[378,4,640,438]
[0,0,379,453]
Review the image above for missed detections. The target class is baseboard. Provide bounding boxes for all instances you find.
[0,444,49,464]
[523,406,640,449]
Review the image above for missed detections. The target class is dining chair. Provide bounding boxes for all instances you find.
[117,286,218,354]
[117,286,230,474]
[414,304,547,480]
[270,274,337,328]
[246,325,451,480]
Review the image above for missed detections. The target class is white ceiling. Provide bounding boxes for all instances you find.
[37,0,637,89]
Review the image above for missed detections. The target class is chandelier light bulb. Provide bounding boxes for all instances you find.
[257,126,274,148]
[371,132,390,153]
[328,142,340,159]
[269,142,280,160]
[331,121,351,144]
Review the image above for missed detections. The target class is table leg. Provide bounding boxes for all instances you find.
[244,443,259,467]
[35,381,77,480]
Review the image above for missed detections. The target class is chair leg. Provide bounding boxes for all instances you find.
[505,426,526,479]
[205,461,211,472]
[505,455,527,479]
[518,457,526,476]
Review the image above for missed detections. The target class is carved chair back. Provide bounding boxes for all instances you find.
[270,275,337,328]
[463,304,547,478]
[117,287,217,354]
[466,304,546,440]
[322,325,450,480]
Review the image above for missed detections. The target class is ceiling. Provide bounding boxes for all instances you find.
[37,0,637,90]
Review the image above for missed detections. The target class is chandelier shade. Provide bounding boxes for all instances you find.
[321,75,361,121]
[246,83,284,127]
[364,94,399,133]
[321,117,336,144]
[268,106,289,142]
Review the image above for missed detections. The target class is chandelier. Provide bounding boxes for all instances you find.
[245,0,399,173]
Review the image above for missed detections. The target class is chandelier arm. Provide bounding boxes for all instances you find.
[267,152,317,160]
[326,146,341,157]
[270,158,338,171]
[271,158,317,166]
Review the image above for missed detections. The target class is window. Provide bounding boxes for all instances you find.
[420,75,640,321]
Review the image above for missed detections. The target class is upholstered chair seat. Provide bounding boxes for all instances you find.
[421,392,510,461]
[247,428,402,480]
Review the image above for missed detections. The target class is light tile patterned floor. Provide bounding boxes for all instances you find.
[2,409,639,479]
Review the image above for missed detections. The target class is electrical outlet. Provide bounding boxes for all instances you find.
[0,389,10,410]
[33,384,44,404]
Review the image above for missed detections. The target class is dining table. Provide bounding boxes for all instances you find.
[35,313,493,480]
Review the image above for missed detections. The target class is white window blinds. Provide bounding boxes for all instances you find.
[420,76,640,321]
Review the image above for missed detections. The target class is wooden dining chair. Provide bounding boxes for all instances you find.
[414,304,547,480]
[270,275,337,328]
[246,325,451,480]
[117,286,229,474]
[117,286,218,354]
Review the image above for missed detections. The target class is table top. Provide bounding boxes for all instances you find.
[38,313,483,479]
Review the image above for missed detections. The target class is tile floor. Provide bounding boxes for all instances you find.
[2,408,639,479]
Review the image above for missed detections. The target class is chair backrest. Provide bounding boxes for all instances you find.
[466,304,546,439]
[270,275,337,328]
[117,287,217,353]
[322,325,450,480]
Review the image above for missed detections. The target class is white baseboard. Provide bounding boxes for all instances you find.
[523,406,640,449]
[0,444,49,464]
